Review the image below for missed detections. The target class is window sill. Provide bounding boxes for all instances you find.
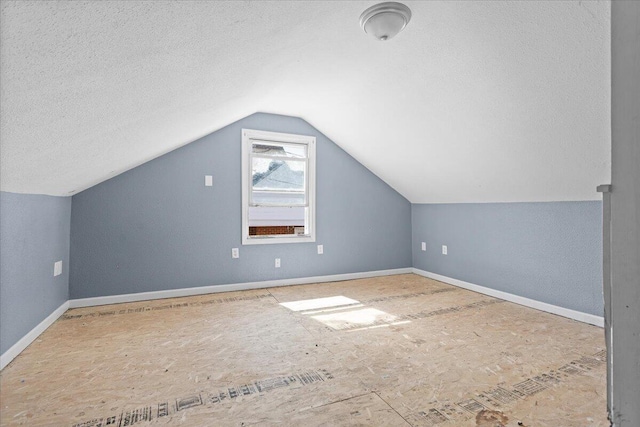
[242,235,316,245]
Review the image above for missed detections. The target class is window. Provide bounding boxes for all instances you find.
[241,129,316,245]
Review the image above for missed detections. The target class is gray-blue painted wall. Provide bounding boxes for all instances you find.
[0,192,71,354]
[1,113,605,358]
[412,202,603,316]
[69,113,412,299]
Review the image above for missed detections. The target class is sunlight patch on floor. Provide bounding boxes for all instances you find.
[279,295,360,312]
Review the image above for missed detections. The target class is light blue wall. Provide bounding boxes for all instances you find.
[412,202,603,316]
[2,114,605,360]
[0,192,71,354]
[70,113,412,299]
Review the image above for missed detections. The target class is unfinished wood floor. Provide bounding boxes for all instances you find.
[0,274,606,427]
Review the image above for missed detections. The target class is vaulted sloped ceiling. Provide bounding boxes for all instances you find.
[0,1,610,203]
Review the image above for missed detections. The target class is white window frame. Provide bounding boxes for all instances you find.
[241,128,316,245]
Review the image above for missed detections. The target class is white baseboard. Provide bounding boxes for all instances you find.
[2,268,412,370]
[69,268,414,308]
[1,301,70,370]
[412,268,604,328]
[2,267,601,371]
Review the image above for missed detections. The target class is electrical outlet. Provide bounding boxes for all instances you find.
[54,260,63,276]
[205,175,213,186]
[442,245,448,255]
[317,244,323,255]
[275,258,281,268]
[421,242,426,251]
[231,248,239,259]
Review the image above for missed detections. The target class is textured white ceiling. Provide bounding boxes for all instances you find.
[0,1,610,202]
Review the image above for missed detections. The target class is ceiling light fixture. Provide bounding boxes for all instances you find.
[359,2,412,41]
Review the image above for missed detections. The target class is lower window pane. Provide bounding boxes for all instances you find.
[251,191,305,205]
[248,206,307,236]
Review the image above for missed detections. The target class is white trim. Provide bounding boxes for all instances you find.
[2,267,602,370]
[412,268,604,327]
[69,268,414,308]
[2,269,410,368]
[241,128,316,246]
[241,234,315,245]
[1,301,69,370]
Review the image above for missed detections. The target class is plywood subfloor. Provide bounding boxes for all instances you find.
[0,274,606,426]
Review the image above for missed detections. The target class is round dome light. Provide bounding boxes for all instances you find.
[360,2,412,41]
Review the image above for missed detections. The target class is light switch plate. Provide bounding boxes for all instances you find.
[421,242,426,251]
[54,260,63,276]
[205,175,213,186]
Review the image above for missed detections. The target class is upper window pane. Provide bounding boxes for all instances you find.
[252,158,305,192]
[252,142,307,159]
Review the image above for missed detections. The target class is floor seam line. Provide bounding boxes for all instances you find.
[267,289,281,303]
[373,391,414,426]
[304,392,372,411]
